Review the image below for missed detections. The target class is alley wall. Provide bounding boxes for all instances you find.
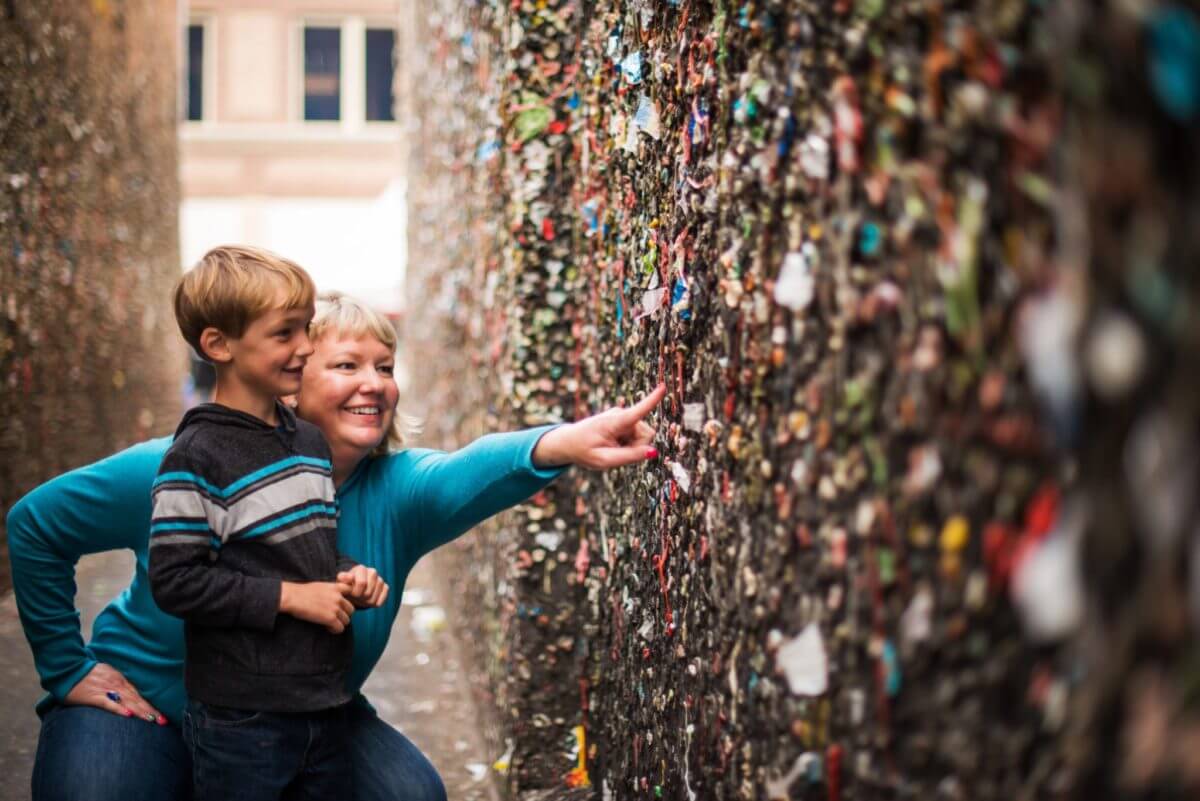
[404,1,1200,798]
[0,1,184,587]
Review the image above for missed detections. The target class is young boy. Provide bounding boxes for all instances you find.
[149,245,385,800]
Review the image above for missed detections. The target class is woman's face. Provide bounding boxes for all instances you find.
[295,331,399,463]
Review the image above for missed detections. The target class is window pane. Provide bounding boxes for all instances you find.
[365,28,395,122]
[187,24,203,121]
[304,27,341,121]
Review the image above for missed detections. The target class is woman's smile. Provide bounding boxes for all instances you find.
[343,404,383,423]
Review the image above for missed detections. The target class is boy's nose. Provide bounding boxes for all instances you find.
[296,332,316,358]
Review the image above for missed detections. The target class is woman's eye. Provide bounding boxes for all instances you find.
[335,362,356,370]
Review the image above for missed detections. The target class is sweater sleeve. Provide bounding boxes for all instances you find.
[6,438,170,702]
[147,444,280,631]
[398,425,568,558]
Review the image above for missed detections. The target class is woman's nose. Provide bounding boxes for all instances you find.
[360,369,384,392]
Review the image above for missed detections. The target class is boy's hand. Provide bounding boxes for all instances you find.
[336,565,389,609]
[279,581,355,633]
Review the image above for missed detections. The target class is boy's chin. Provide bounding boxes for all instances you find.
[271,375,304,396]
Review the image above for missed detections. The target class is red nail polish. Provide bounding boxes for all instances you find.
[645,448,658,459]
[157,714,168,725]
[124,709,134,717]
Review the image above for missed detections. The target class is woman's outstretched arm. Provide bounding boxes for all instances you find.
[398,385,665,556]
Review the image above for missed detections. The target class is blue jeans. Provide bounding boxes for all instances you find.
[183,700,349,801]
[32,700,448,801]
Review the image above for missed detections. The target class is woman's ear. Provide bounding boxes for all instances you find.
[198,327,233,364]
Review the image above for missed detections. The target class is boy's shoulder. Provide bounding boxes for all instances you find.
[155,425,221,488]
[161,414,233,454]
[158,412,256,474]
[159,422,208,462]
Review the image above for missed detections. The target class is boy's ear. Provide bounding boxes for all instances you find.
[198,327,233,364]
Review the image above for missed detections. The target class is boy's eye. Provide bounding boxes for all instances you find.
[379,365,395,376]
[274,329,291,338]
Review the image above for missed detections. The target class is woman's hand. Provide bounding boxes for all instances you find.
[280,581,356,633]
[336,565,390,609]
[533,384,666,470]
[63,662,167,725]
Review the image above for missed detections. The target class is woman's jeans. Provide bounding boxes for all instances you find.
[32,699,448,801]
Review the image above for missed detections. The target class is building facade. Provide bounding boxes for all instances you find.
[180,0,407,311]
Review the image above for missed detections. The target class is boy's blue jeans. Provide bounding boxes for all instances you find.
[32,697,447,801]
[183,700,349,801]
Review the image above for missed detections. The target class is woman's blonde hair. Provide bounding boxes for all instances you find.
[310,291,422,455]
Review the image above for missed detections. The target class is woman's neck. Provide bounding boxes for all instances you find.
[331,443,370,488]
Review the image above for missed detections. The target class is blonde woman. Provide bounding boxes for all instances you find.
[11,292,664,801]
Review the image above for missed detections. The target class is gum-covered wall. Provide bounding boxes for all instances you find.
[0,1,185,586]
[404,1,1200,798]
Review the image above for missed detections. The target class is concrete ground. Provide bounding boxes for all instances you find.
[0,551,499,801]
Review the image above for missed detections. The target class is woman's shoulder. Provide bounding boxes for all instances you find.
[361,447,441,473]
[346,447,443,489]
[96,435,175,469]
[10,436,172,520]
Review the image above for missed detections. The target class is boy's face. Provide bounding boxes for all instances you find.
[222,303,316,398]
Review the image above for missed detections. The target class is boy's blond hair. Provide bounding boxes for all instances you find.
[310,291,421,454]
[175,245,316,359]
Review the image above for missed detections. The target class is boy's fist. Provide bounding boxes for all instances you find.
[279,581,355,633]
[336,565,389,609]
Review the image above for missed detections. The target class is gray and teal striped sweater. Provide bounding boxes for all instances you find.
[148,402,357,712]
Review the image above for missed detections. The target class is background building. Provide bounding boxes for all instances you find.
[180,0,406,312]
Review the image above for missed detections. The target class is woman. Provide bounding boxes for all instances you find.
[8,292,664,801]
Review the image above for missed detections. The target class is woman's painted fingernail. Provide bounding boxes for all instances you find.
[645,448,658,459]
[124,708,134,717]
[157,714,168,725]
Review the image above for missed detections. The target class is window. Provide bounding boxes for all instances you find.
[365,28,396,122]
[304,26,341,121]
[186,23,204,121]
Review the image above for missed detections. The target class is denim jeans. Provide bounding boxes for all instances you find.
[32,699,447,801]
[183,700,349,801]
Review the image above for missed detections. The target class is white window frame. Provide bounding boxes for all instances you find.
[294,17,350,128]
[293,16,399,130]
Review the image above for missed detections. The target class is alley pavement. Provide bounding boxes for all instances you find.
[0,551,499,801]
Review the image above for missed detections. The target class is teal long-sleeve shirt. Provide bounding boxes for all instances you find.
[7,426,564,723]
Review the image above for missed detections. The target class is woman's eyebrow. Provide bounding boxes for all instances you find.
[325,347,391,362]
